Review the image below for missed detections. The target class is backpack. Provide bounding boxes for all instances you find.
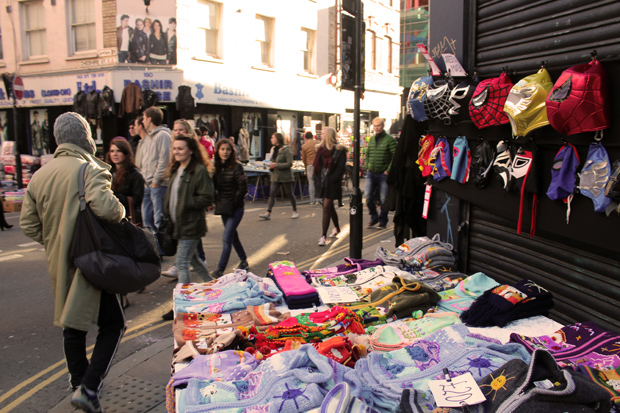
[546,59,610,135]
[430,136,452,182]
[451,136,471,184]
[416,134,435,177]
[471,139,495,189]
[546,143,580,223]
[577,142,612,213]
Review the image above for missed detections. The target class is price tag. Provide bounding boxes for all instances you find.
[428,372,486,408]
[422,184,432,219]
[442,54,467,77]
[416,43,442,76]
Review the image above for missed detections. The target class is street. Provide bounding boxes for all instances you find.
[0,196,393,412]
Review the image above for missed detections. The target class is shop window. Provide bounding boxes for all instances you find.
[255,14,274,67]
[301,28,316,74]
[22,1,46,58]
[70,0,96,54]
[197,0,221,58]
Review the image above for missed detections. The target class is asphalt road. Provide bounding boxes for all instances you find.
[0,196,393,412]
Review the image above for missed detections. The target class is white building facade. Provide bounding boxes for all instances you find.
[0,0,401,157]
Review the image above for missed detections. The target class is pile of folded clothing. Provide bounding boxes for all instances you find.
[376,233,456,270]
[460,278,554,327]
[267,260,321,309]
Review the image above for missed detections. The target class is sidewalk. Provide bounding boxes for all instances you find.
[51,233,393,413]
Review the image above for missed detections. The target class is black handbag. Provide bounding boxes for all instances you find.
[71,163,161,294]
[157,218,178,256]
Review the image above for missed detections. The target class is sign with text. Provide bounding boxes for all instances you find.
[442,54,467,77]
[428,372,486,408]
[316,286,360,304]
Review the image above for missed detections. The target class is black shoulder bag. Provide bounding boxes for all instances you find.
[71,163,161,294]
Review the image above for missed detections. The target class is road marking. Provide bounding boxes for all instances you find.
[0,319,171,411]
[17,242,40,247]
[0,254,23,262]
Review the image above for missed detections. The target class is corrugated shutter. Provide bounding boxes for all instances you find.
[467,206,620,333]
[474,0,620,76]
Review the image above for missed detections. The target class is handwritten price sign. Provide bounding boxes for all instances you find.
[428,372,486,408]
[441,54,467,77]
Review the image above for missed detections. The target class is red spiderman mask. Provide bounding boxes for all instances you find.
[469,72,514,129]
[546,60,610,135]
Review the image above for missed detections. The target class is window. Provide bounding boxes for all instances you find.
[23,1,46,58]
[255,15,274,67]
[70,0,95,53]
[366,30,376,71]
[301,28,316,74]
[197,0,221,58]
[386,36,393,74]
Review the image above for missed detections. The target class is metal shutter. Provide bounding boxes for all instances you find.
[473,0,620,76]
[467,206,620,333]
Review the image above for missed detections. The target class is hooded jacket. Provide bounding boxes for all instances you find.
[20,144,125,331]
[138,125,172,187]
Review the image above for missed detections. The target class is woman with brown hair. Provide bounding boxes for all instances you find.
[105,137,145,226]
[211,138,249,278]
[164,134,214,287]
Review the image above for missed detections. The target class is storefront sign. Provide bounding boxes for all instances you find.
[113,69,183,103]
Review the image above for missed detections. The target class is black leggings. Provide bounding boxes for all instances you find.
[322,198,340,237]
[63,290,126,391]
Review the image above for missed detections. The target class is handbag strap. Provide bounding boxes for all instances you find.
[77,163,88,212]
[126,196,136,224]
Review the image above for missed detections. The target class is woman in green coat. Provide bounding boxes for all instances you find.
[259,132,299,220]
[164,134,214,284]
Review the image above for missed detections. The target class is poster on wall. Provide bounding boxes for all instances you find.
[29,109,51,156]
[116,2,176,65]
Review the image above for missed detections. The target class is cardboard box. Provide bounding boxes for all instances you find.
[2,200,22,213]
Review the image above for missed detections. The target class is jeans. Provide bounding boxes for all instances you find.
[306,165,316,202]
[142,185,167,233]
[63,291,125,391]
[267,181,297,212]
[176,239,212,284]
[217,207,247,272]
[365,171,389,225]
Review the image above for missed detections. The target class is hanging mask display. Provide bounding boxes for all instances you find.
[451,136,471,183]
[493,140,513,190]
[416,134,436,177]
[471,139,496,189]
[546,143,580,224]
[546,59,610,135]
[577,142,613,213]
[509,143,540,236]
[448,77,479,124]
[504,68,553,137]
[469,72,514,129]
[424,77,456,125]
[407,76,434,122]
[429,136,452,181]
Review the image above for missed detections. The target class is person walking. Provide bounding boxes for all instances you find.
[211,138,249,278]
[138,107,172,249]
[161,119,209,278]
[364,117,397,229]
[20,112,125,413]
[164,134,213,286]
[313,127,347,246]
[301,131,318,205]
[259,132,299,220]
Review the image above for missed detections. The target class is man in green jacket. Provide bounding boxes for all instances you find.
[364,117,397,229]
[21,112,125,413]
